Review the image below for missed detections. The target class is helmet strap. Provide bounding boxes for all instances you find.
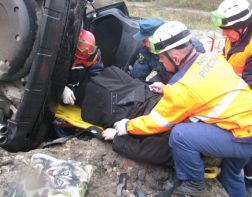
[179,44,194,66]
[238,27,248,39]
[163,52,179,73]
[86,48,98,61]
[235,29,242,39]
[163,44,194,73]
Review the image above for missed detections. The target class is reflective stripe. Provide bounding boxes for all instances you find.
[193,79,247,121]
[150,109,173,128]
[245,175,252,179]
[72,66,84,70]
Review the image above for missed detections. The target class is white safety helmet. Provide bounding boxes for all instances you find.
[211,0,252,29]
[149,21,192,54]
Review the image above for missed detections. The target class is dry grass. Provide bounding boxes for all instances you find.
[126,2,216,30]
[126,0,222,11]
[157,0,222,11]
[129,6,214,30]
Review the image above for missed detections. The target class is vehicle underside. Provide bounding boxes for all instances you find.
[0,0,140,152]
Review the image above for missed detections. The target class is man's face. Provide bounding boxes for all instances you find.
[222,29,242,43]
[159,52,176,72]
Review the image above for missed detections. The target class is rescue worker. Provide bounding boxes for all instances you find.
[130,18,205,83]
[62,29,104,106]
[211,0,252,187]
[102,21,252,197]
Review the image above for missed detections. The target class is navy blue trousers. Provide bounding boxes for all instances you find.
[169,122,252,197]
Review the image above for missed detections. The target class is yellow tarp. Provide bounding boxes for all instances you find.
[55,104,102,129]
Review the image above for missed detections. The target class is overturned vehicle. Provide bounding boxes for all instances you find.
[0,0,140,152]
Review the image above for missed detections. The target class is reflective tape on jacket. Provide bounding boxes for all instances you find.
[224,36,252,75]
[193,78,247,121]
[150,110,174,128]
[127,53,252,138]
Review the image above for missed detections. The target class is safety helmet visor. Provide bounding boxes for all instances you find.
[211,11,226,28]
[77,39,97,56]
[149,37,161,54]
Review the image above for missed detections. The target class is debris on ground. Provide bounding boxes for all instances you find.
[1,137,250,197]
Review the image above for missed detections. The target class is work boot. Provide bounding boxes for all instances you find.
[153,179,182,197]
[172,180,205,196]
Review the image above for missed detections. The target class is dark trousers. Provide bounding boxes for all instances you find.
[112,132,172,165]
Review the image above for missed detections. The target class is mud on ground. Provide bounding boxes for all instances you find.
[1,137,251,197]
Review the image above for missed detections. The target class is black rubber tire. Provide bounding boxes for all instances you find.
[0,0,41,81]
[1,0,84,152]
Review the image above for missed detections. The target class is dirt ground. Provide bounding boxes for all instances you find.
[0,136,251,197]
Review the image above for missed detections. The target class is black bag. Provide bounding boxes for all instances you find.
[81,66,161,128]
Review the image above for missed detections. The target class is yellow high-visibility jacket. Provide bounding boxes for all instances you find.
[127,53,252,139]
[224,36,252,76]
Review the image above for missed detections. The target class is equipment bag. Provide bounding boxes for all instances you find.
[81,66,161,128]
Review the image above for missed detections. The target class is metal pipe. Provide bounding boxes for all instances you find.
[0,134,7,145]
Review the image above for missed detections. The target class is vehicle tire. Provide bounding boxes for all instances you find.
[1,0,84,152]
[0,0,42,81]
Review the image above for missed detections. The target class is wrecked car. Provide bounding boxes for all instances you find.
[0,0,140,152]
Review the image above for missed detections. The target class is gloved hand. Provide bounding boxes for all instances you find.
[62,86,76,105]
[102,128,118,141]
[149,82,165,94]
[113,119,129,136]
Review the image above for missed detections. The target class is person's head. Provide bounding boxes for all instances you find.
[211,0,252,43]
[149,21,195,73]
[74,29,98,66]
[133,18,164,49]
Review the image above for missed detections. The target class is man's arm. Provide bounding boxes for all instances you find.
[127,83,194,135]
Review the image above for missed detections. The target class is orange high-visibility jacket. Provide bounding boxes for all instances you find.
[127,53,252,139]
[224,36,252,75]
